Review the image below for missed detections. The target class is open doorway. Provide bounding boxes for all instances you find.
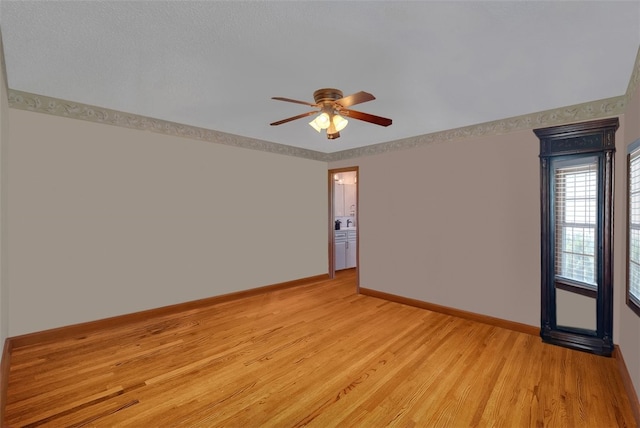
[328,167,359,285]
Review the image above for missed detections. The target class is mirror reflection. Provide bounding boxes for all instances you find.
[334,172,357,218]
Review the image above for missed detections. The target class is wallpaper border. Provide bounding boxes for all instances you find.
[8,39,638,165]
[7,90,328,162]
[328,95,627,161]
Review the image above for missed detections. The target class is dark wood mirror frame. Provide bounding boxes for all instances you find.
[535,118,619,357]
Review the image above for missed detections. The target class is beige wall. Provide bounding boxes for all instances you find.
[7,110,328,336]
[331,129,541,326]
[0,28,8,344]
[331,106,640,398]
[619,75,640,397]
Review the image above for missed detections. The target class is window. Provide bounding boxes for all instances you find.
[554,159,598,289]
[627,141,640,316]
[536,118,618,356]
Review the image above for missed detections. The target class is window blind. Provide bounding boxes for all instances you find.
[554,160,597,285]
[629,148,640,304]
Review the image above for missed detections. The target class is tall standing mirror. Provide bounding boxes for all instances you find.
[535,118,618,357]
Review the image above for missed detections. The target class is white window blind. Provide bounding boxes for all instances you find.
[554,160,597,285]
[629,148,640,305]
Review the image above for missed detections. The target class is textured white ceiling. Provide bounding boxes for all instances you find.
[1,1,639,153]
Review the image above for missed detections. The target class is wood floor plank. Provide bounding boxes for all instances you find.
[4,270,637,427]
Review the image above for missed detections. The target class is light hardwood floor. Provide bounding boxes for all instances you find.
[5,270,637,427]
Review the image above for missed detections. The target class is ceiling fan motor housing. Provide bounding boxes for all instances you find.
[313,88,344,106]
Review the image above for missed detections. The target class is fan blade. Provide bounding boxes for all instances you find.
[272,97,318,107]
[270,111,318,126]
[340,109,392,127]
[335,91,375,108]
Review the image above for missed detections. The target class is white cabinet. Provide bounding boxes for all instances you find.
[335,242,347,270]
[346,230,356,268]
[335,229,356,270]
[335,231,347,270]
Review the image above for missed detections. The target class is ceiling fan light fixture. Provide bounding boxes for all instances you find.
[309,119,322,132]
[309,112,331,131]
[333,114,348,132]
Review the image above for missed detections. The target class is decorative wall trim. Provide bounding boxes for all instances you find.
[613,345,640,426]
[359,287,539,336]
[7,273,329,349]
[625,46,640,100]
[0,338,10,426]
[0,273,328,421]
[0,31,8,98]
[6,86,631,163]
[7,90,328,162]
[327,95,626,161]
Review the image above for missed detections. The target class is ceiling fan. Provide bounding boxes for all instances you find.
[270,88,392,140]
